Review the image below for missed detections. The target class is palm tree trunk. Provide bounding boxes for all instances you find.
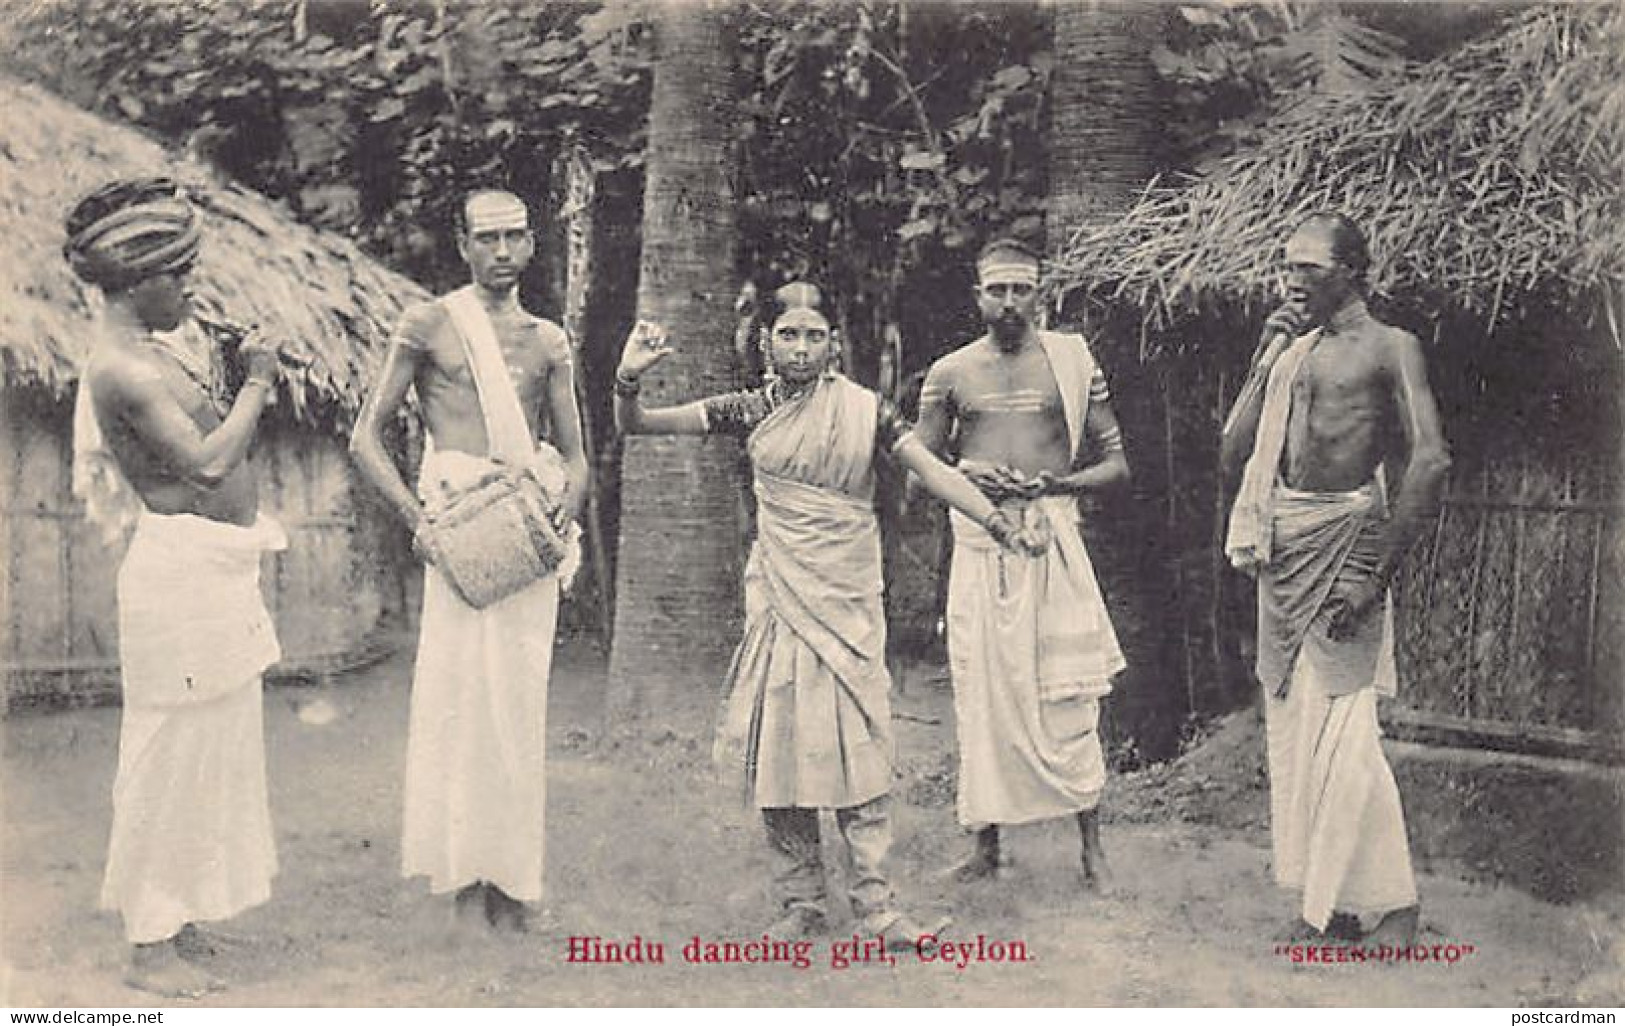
[1045,1,1180,762]
[1045,2,1160,249]
[606,3,746,727]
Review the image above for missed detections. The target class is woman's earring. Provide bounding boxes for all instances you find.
[758,338,778,383]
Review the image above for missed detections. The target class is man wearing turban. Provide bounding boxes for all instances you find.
[65,177,288,998]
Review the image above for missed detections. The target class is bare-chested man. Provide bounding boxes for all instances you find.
[1221,212,1451,948]
[914,239,1129,891]
[66,177,287,998]
[350,189,588,933]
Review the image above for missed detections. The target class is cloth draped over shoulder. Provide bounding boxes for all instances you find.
[1225,330,1318,574]
[946,331,1124,828]
[1224,329,1396,699]
[1038,331,1094,461]
[72,313,150,550]
[428,286,581,587]
[713,374,895,810]
[400,286,567,902]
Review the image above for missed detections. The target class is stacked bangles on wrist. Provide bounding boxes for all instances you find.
[614,372,642,398]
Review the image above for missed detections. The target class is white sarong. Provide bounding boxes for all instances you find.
[946,496,1125,828]
[1258,484,1413,928]
[398,288,576,902]
[401,448,560,902]
[1265,649,1418,929]
[102,511,284,943]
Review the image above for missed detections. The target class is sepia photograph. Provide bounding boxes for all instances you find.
[0,0,1620,1010]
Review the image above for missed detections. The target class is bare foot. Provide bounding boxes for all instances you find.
[174,923,255,961]
[126,941,224,1000]
[764,906,828,942]
[1080,853,1116,895]
[1078,811,1116,895]
[484,885,532,934]
[1363,905,1420,950]
[942,850,1001,884]
[941,828,1003,883]
[453,882,490,929]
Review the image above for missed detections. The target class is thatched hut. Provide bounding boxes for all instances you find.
[1046,4,1624,764]
[1,76,431,710]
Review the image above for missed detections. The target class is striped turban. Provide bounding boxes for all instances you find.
[63,177,200,291]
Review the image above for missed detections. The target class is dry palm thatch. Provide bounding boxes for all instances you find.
[1047,4,1625,341]
[0,75,428,425]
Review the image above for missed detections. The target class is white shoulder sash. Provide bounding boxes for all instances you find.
[442,286,534,463]
[1036,331,1096,463]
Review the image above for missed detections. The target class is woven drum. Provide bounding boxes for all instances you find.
[431,469,566,609]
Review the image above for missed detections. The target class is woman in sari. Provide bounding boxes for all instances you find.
[614,282,1030,944]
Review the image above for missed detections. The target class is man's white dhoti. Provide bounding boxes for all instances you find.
[946,496,1125,828]
[1229,331,1419,930]
[102,511,284,943]
[1255,483,1416,930]
[401,448,561,903]
[1265,649,1418,929]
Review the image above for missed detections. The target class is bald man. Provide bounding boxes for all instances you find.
[352,190,589,933]
[1221,212,1450,947]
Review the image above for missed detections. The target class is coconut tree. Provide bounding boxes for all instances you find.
[1046,2,1161,246]
[606,3,746,725]
[1044,1,1179,762]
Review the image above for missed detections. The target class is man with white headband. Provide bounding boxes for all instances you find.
[351,189,589,933]
[65,177,288,998]
[914,238,1129,892]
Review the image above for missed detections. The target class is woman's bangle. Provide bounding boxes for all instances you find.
[614,372,642,398]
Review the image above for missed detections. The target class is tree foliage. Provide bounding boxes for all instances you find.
[7,0,1548,353]
[6,0,653,287]
[731,1,1054,382]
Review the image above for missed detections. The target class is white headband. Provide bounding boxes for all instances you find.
[466,193,529,233]
[978,260,1039,287]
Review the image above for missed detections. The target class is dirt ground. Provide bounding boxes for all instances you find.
[3,637,1621,1007]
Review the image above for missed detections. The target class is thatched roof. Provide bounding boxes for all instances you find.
[1047,4,1625,339]
[0,75,430,424]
